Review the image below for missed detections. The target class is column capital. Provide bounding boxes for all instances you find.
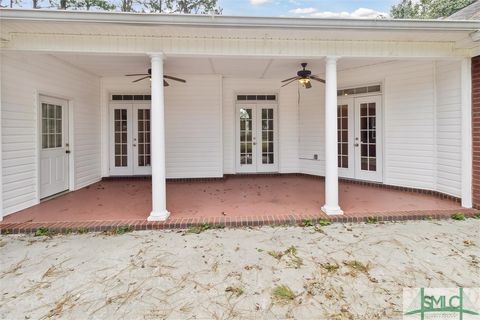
[325,56,339,64]
[148,52,165,61]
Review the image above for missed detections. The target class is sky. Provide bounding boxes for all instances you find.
[218,0,401,18]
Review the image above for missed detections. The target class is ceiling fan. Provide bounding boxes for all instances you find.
[281,63,325,89]
[125,68,186,86]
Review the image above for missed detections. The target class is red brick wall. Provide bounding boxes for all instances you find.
[473,56,480,209]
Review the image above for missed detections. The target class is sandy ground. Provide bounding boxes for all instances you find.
[1,220,479,319]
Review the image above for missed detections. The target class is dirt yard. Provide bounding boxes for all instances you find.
[1,220,479,319]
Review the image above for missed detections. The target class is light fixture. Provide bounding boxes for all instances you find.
[299,78,310,87]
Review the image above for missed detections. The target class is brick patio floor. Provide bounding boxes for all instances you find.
[0,175,476,234]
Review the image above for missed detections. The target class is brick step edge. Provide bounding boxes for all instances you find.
[1,209,478,235]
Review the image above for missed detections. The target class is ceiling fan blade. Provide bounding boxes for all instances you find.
[164,75,186,83]
[310,76,326,83]
[281,78,298,87]
[164,80,170,87]
[126,73,149,77]
[305,81,312,89]
[132,76,150,83]
[281,76,300,83]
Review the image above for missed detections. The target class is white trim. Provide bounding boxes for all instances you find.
[2,9,479,31]
[461,58,473,208]
[0,59,3,220]
[36,92,74,201]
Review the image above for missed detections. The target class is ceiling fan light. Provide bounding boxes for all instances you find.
[299,78,310,86]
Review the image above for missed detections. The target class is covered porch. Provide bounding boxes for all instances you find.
[0,175,466,227]
[1,10,478,226]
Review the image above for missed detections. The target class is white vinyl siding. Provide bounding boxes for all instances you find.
[101,75,223,179]
[222,78,298,174]
[297,60,462,196]
[435,61,462,197]
[1,53,101,216]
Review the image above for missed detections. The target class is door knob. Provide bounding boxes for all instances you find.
[65,150,71,154]
[133,144,137,147]
[354,143,359,147]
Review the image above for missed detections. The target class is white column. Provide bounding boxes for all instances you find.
[460,58,472,208]
[322,57,343,215]
[148,53,170,221]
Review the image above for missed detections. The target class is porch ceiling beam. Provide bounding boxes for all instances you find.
[1,32,474,59]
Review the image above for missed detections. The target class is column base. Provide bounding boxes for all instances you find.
[321,205,344,216]
[147,210,170,221]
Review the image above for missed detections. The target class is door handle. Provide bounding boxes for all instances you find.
[253,142,257,145]
[65,150,71,154]
[133,144,137,147]
[354,143,359,147]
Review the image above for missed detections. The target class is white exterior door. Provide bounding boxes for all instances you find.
[110,103,151,176]
[236,104,278,173]
[39,97,70,199]
[337,95,383,182]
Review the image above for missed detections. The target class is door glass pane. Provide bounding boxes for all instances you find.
[239,108,253,165]
[360,102,377,172]
[137,109,151,167]
[41,103,63,149]
[337,105,348,168]
[261,108,274,164]
[114,108,128,167]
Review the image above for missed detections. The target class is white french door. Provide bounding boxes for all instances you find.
[39,96,70,199]
[337,95,383,182]
[110,103,151,176]
[236,104,278,173]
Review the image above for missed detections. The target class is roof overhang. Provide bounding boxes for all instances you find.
[1,9,479,58]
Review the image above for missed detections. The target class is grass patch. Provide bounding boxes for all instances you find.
[451,213,466,221]
[35,227,55,237]
[76,227,89,234]
[343,260,369,273]
[114,225,134,235]
[301,219,314,227]
[366,216,378,224]
[272,285,295,301]
[473,213,480,219]
[318,219,331,226]
[268,246,303,268]
[320,262,340,272]
[187,223,211,234]
[225,286,244,297]
[268,251,284,260]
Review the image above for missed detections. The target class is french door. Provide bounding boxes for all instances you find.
[236,104,278,173]
[337,95,383,182]
[39,96,70,198]
[110,103,151,176]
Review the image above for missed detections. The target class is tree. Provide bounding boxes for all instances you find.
[139,0,222,14]
[75,0,115,10]
[390,0,475,19]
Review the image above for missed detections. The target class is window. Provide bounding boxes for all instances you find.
[337,85,381,97]
[111,94,151,101]
[236,94,277,102]
[337,105,349,168]
[41,103,62,149]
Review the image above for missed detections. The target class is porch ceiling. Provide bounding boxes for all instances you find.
[51,54,395,78]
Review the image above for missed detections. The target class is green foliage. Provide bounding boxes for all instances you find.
[318,219,332,227]
[320,262,339,272]
[301,219,314,227]
[390,0,474,19]
[272,285,295,301]
[187,223,211,234]
[35,227,54,237]
[76,227,89,234]
[473,213,480,219]
[451,212,466,221]
[366,216,378,224]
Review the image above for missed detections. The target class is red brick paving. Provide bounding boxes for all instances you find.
[0,175,476,234]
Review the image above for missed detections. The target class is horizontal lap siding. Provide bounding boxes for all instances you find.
[384,62,436,190]
[165,75,223,178]
[473,56,480,208]
[435,61,462,197]
[298,87,325,175]
[1,53,101,216]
